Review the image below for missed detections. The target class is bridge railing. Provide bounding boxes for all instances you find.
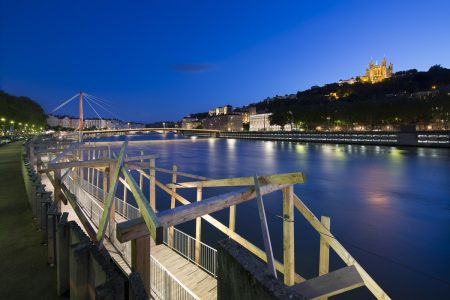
[163,227,217,277]
[69,171,218,277]
[44,139,390,299]
[151,255,200,300]
[62,172,203,300]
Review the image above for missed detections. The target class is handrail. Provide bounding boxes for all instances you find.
[54,142,389,300]
[163,227,217,277]
[62,172,208,299]
[150,255,200,300]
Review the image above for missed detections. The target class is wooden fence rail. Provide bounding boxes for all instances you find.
[30,138,390,300]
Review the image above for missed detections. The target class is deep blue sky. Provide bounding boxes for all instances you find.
[1,0,450,123]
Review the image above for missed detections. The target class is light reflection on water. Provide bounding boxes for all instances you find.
[93,134,450,299]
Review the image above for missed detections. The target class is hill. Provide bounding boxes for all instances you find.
[0,91,46,128]
[256,65,450,129]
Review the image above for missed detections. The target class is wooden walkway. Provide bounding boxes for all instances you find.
[40,167,217,299]
[150,239,217,300]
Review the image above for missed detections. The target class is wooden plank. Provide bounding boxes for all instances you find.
[119,176,132,191]
[60,185,97,241]
[117,204,305,284]
[43,159,112,172]
[289,266,364,299]
[121,167,163,244]
[283,186,295,286]
[157,183,290,227]
[116,177,306,283]
[124,154,157,162]
[319,216,331,276]
[131,164,209,181]
[169,165,177,247]
[254,174,277,278]
[293,194,390,300]
[167,172,305,188]
[96,141,128,245]
[49,142,79,164]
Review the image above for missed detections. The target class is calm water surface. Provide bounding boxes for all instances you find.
[94,134,450,299]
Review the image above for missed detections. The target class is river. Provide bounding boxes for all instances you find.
[91,133,450,299]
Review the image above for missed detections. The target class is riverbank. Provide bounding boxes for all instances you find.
[219,130,450,148]
[0,142,65,299]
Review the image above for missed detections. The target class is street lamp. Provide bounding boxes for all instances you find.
[10,120,15,134]
[1,117,5,135]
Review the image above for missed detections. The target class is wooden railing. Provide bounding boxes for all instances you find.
[34,138,391,300]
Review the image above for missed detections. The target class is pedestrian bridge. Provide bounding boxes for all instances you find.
[27,135,390,299]
[82,127,219,137]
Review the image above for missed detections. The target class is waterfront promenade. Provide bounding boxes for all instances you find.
[0,142,64,299]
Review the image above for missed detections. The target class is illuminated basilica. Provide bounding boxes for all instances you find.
[339,58,393,85]
[361,58,393,83]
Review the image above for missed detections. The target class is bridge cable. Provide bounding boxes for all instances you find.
[83,93,114,107]
[84,97,103,122]
[83,94,120,119]
[50,93,79,114]
[268,212,450,287]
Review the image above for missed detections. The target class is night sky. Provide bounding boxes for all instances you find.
[1,0,450,122]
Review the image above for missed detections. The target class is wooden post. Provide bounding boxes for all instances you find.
[87,149,91,192]
[195,187,202,265]
[254,174,277,278]
[103,169,108,201]
[131,236,151,296]
[169,165,177,246]
[108,163,116,237]
[229,205,236,234]
[283,185,295,286]
[149,158,156,210]
[47,211,59,266]
[96,168,100,197]
[139,151,144,190]
[57,213,70,296]
[319,216,331,276]
[80,149,84,181]
[54,169,62,212]
[123,182,128,217]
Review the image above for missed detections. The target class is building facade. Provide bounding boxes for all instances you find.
[202,114,243,132]
[208,105,233,116]
[233,106,256,124]
[249,113,292,131]
[181,117,201,129]
[47,115,127,130]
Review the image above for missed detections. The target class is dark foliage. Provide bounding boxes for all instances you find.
[0,91,46,127]
[260,66,450,128]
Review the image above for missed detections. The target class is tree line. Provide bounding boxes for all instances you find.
[1,91,46,127]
